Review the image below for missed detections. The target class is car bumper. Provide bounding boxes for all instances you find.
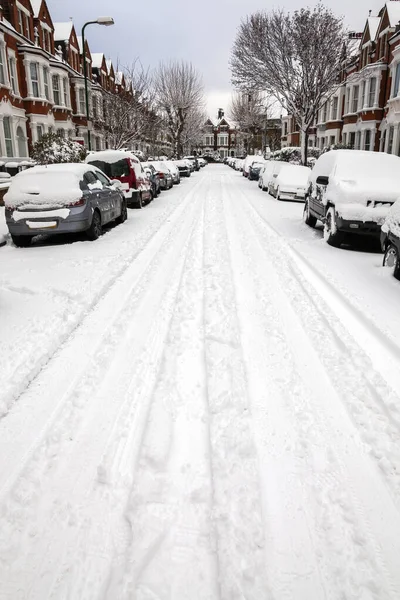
[279,189,306,201]
[336,216,381,236]
[6,205,92,236]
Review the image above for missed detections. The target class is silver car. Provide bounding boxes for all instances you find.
[4,163,127,247]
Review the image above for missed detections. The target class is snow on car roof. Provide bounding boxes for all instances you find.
[86,150,140,164]
[4,163,100,209]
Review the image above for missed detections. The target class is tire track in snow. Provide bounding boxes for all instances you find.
[0,175,205,420]
[201,174,271,600]
[0,182,207,599]
[101,179,221,600]
[223,173,400,599]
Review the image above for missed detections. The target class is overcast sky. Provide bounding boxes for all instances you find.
[48,0,386,119]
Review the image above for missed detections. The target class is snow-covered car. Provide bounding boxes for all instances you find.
[381,198,400,280]
[142,163,161,197]
[248,159,267,181]
[174,160,191,177]
[242,155,256,177]
[258,161,288,193]
[4,163,127,247]
[86,150,152,208]
[149,161,173,190]
[164,161,181,185]
[183,155,200,171]
[303,150,400,247]
[198,157,207,167]
[272,165,311,201]
[235,159,244,171]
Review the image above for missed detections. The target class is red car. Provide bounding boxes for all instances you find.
[86,150,152,208]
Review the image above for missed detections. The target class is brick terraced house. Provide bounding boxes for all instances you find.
[282,1,400,156]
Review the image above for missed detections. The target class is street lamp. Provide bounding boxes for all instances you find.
[81,16,114,151]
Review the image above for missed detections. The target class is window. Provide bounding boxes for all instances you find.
[343,133,347,146]
[24,13,30,40]
[0,45,6,85]
[355,131,361,149]
[350,132,355,148]
[57,128,65,138]
[364,129,371,151]
[393,64,400,98]
[63,78,68,106]
[78,88,85,114]
[95,170,111,187]
[17,9,23,34]
[352,86,359,113]
[345,88,350,114]
[330,135,335,146]
[52,75,60,105]
[322,102,328,122]
[361,81,366,108]
[37,125,43,140]
[3,117,13,157]
[30,62,39,97]
[8,55,18,94]
[387,126,394,154]
[368,78,376,107]
[43,67,50,100]
[332,97,338,121]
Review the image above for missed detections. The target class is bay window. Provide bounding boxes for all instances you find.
[63,78,68,106]
[3,117,13,157]
[393,64,400,98]
[78,88,85,114]
[8,55,18,95]
[43,67,50,100]
[368,78,376,107]
[352,86,359,113]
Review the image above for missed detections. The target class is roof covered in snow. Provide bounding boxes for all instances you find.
[367,17,380,41]
[106,60,114,75]
[91,53,105,69]
[30,0,42,18]
[386,1,400,27]
[53,22,73,42]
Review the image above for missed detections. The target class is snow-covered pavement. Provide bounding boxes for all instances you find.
[1,165,400,599]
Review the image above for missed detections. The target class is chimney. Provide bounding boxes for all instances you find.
[218,108,224,120]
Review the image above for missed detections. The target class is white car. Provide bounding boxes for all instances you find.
[258,161,288,194]
[243,155,256,177]
[273,165,311,201]
[164,161,181,184]
[304,150,400,247]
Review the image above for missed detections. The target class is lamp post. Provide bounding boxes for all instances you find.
[81,16,114,151]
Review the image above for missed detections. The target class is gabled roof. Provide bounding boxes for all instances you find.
[386,1,400,28]
[367,16,380,42]
[53,22,73,42]
[204,118,216,127]
[91,53,106,69]
[30,0,42,18]
[106,59,115,77]
[115,71,124,86]
[216,116,234,128]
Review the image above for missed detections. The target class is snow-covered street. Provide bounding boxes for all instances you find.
[2,164,400,599]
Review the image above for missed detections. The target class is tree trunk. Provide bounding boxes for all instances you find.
[301,125,309,166]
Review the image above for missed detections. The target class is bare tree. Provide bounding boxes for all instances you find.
[153,61,204,158]
[230,91,277,154]
[180,107,207,155]
[100,59,157,150]
[231,5,346,164]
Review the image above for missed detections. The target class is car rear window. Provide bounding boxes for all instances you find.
[88,159,130,178]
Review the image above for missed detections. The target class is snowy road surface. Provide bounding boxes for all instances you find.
[1,165,400,599]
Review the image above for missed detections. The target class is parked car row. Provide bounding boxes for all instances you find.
[231,149,400,281]
[3,150,206,247]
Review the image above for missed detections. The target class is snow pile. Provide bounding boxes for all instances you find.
[382,198,400,237]
[4,164,91,209]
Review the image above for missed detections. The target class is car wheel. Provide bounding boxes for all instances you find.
[116,200,127,224]
[136,192,143,209]
[383,244,400,280]
[11,235,33,247]
[324,206,344,248]
[86,210,102,241]
[303,198,317,228]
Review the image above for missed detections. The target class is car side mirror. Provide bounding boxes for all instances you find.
[111,179,123,189]
[316,175,329,186]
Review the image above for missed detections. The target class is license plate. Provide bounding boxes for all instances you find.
[26,220,57,229]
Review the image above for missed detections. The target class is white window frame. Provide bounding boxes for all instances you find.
[393,63,400,98]
[78,87,85,114]
[52,74,60,105]
[368,77,377,108]
[30,61,40,97]
[62,77,68,107]
[3,116,14,157]
[43,66,50,100]
[7,51,19,95]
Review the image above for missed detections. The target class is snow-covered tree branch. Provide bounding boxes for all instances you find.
[230,5,346,164]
